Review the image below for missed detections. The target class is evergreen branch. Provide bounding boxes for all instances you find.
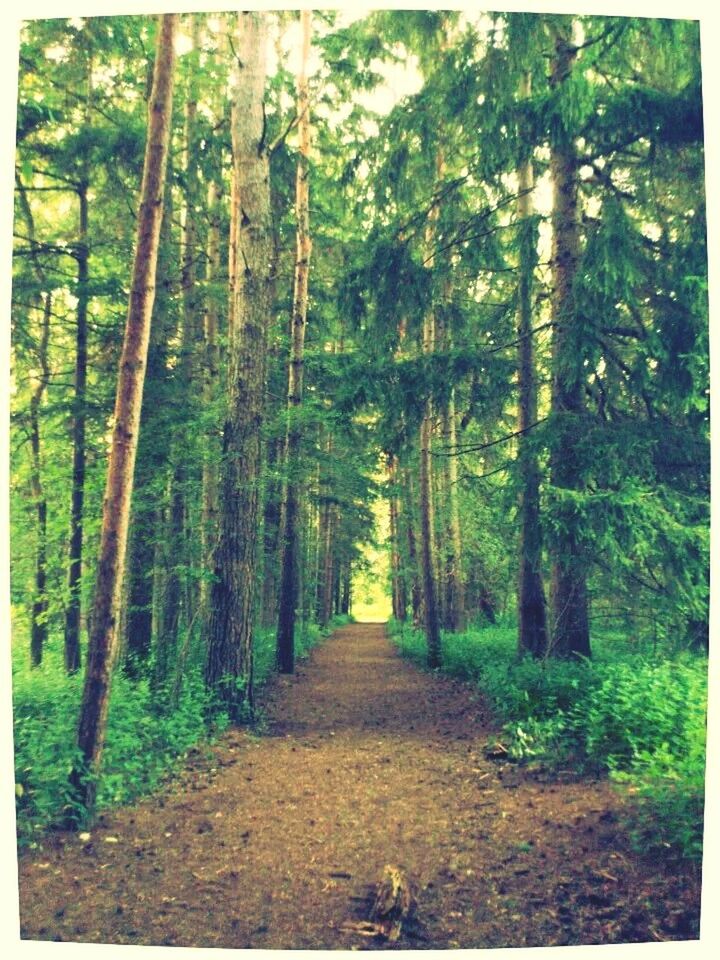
[436,418,547,456]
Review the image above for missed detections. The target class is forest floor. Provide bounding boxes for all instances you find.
[17,622,702,949]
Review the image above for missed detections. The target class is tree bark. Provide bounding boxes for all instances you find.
[124,173,175,678]
[29,292,52,668]
[205,11,275,718]
[63,181,88,674]
[548,23,591,659]
[277,8,312,673]
[66,13,177,825]
[516,71,549,659]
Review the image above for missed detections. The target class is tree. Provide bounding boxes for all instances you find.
[276,9,313,674]
[515,71,548,659]
[66,13,177,824]
[205,11,275,719]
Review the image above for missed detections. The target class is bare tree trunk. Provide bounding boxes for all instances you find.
[418,150,443,668]
[201,178,221,616]
[548,23,591,659]
[29,292,52,667]
[277,8,312,673]
[124,174,175,678]
[517,71,548,659]
[387,453,407,622]
[66,13,177,825]
[63,182,88,674]
[205,11,274,718]
[403,464,423,626]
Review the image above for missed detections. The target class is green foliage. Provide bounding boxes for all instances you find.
[13,612,343,842]
[389,620,707,860]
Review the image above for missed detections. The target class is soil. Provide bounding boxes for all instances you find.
[17,622,702,949]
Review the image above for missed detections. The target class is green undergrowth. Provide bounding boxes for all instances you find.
[388,618,707,861]
[12,615,348,845]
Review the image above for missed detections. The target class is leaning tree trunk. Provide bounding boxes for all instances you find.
[516,71,549,659]
[66,13,177,826]
[548,23,591,659]
[205,11,274,719]
[277,8,312,674]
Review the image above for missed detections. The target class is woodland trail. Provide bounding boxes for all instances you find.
[17,623,700,949]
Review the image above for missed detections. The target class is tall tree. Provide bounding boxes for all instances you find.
[205,11,275,718]
[516,71,548,659]
[277,8,313,674]
[547,19,591,658]
[66,13,177,824]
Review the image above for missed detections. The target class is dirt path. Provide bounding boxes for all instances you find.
[17,623,701,949]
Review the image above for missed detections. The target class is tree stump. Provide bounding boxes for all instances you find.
[369,864,415,942]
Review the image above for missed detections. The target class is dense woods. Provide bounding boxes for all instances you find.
[9,7,709,946]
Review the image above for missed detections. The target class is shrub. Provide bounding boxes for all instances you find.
[390,619,707,860]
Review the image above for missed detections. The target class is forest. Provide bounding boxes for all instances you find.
[9,5,710,950]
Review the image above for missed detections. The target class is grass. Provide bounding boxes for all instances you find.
[388,617,707,861]
[12,614,349,844]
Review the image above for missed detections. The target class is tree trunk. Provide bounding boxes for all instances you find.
[403,464,423,626]
[124,173,175,678]
[387,453,407,622]
[548,24,591,659]
[418,150,443,668]
[63,182,88,674]
[277,8,312,673]
[201,177,222,616]
[442,385,465,632]
[205,11,274,719]
[29,292,52,667]
[516,71,549,659]
[66,13,177,825]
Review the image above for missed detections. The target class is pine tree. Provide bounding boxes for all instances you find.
[66,13,177,824]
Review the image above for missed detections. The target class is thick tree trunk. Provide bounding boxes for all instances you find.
[63,183,88,674]
[516,72,549,659]
[548,24,591,659]
[66,14,177,825]
[205,11,274,718]
[29,292,52,668]
[277,9,312,673]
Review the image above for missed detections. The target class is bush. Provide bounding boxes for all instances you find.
[13,614,339,843]
[389,619,707,860]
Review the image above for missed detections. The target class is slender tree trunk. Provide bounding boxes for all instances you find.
[387,453,407,622]
[63,183,88,674]
[201,178,221,616]
[403,464,423,626]
[548,23,591,659]
[205,11,274,718]
[124,174,175,678]
[277,9,312,673]
[159,14,201,684]
[29,292,52,667]
[418,151,443,668]
[442,385,465,632]
[517,71,549,659]
[66,14,177,825]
